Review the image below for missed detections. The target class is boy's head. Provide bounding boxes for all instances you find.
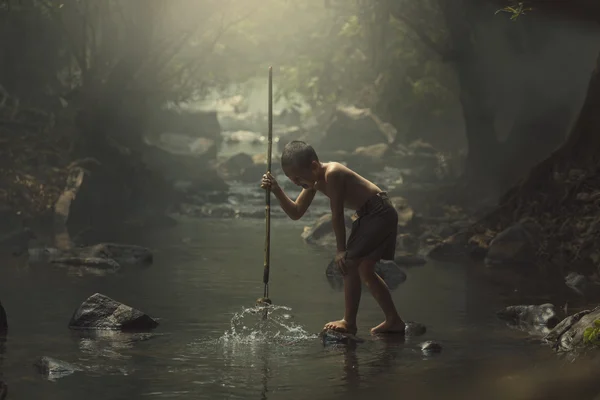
[281,140,320,189]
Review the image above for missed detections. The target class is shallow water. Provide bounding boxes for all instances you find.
[0,218,595,399]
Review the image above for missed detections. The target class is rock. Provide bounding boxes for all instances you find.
[485,219,542,266]
[320,329,365,345]
[346,143,390,172]
[68,293,159,331]
[405,321,427,336]
[565,272,600,297]
[0,381,5,400]
[496,304,560,335]
[420,340,442,353]
[218,112,267,133]
[325,259,407,291]
[396,233,420,254]
[301,214,353,248]
[51,257,120,270]
[239,163,269,184]
[34,356,82,381]
[0,300,6,333]
[319,106,395,153]
[217,152,255,180]
[428,229,493,261]
[408,140,438,155]
[31,243,151,269]
[544,310,591,345]
[223,130,263,144]
[394,253,426,266]
[544,306,600,353]
[69,243,152,265]
[389,196,414,228]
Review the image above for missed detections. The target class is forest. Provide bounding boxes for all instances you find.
[2,0,600,398]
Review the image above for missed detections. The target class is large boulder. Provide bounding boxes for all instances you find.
[301,214,354,249]
[543,306,600,355]
[428,229,493,261]
[68,293,159,331]
[318,106,396,152]
[485,219,542,266]
[0,300,6,333]
[217,152,255,180]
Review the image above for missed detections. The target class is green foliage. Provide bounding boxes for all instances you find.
[583,319,600,346]
[495,2,534,21]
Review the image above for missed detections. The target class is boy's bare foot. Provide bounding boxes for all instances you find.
[323,319,357,335]
[371,319,406,334]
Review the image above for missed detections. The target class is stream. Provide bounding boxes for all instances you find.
[0,217,588,400]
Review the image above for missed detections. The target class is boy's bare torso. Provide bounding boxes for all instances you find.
[315,162,382,211]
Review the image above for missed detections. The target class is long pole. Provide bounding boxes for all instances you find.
[263,66,273,301]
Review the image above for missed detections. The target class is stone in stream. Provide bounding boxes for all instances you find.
[29,243,152,269]
[404,321,427,336]
[496,303,560,336]
[320,329,365,345]
[0,300,6,333]
[419,340,442,354]
[68,293,159,331]
[34,356,82,381]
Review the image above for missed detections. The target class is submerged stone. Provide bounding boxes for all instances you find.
[68,293,159,331]
[405,321,426,336]
[497,303,560,330]
[34,356,82,380]
[319,329,365,344]
[420,340,442,353]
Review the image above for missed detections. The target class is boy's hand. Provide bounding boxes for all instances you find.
[335,250,347,275]
[261,172,280,192]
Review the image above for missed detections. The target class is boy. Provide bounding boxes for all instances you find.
[260,140,405,335]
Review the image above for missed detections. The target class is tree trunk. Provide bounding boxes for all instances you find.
[439,0,502,187]
[487,50,600,227]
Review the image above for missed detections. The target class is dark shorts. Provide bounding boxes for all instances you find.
[345,192,398,262]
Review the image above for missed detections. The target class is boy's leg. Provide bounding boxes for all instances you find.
[323,259,361,335]
[358,259,405,334]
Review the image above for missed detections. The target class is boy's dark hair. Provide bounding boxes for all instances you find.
[281,140,319,170]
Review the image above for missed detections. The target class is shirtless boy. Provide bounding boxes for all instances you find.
[260,140,405,335]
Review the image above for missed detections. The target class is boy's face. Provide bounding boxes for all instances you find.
[283,161,319,189]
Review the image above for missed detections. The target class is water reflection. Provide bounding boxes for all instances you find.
[71,330,158,362]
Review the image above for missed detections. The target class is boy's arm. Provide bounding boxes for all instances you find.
[327,170,346,252]
[273,186,316,220]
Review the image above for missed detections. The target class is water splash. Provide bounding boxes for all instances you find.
[218,304,316,346]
